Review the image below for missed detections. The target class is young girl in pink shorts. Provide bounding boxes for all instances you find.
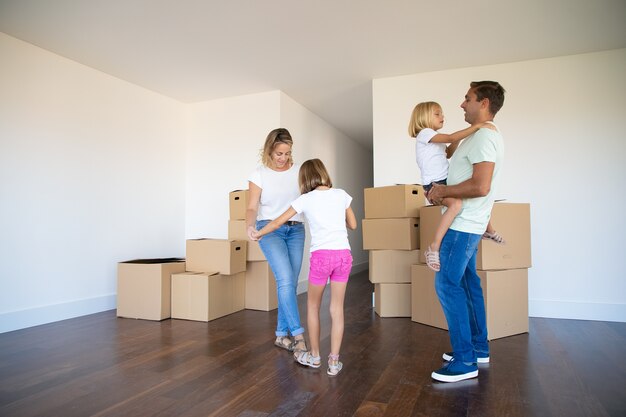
[252,158,357,376]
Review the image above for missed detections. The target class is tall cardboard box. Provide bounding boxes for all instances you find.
[186,239,247,275]
[369,250,420,283]
[374,283,411,317]
[228,219,266,261]
[364,184,427,219]
[410,265,448,329]
[362,218,419,250]
[410,264,529,340]
[245,261,278,311]
[479,268,529,340]
[171,271,245,322]
[229,190,249,220]
[418,203,531,270]
[117,258,186,321]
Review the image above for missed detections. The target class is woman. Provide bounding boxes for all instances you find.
[251,159,357,375]
[246,128,307,355]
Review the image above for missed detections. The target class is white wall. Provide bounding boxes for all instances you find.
[0,33,187,333]
[185,91,373,290]
[280,92,372,274]
[373,49,626,322]
[185,91,282,239]
[0,32,373,333]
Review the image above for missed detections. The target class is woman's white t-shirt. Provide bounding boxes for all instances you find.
[415,128,448,185]
[248,163,303,222]
[290,188,352,252]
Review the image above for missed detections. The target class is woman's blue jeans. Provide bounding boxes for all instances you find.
[435,229,489,363]
[256,220,305,337]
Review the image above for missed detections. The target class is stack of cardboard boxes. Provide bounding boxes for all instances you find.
[173,238,247,321]
[412,202,532,340]
[116,189,278,323]
[362,185,427,317]
[117,238,248,323]
[227,190,278,312]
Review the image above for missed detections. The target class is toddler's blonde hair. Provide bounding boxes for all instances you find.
[408,101,441,137]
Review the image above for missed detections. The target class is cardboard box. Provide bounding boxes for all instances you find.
[245,261,278,311]
[411,264,529,340]
[231,271,246,312]
[171,271,245,322]
[117,258,186,321]
[418,202,531,270]
[362,218,419,250]
[410,264,448,330]
[186,239,247,275]
[229,189,249,220]
[364,184,427,219]
[228,220,266,261]
[374,283,412,317]
[369,250,420,283]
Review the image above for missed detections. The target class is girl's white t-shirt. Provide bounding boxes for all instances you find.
[415,128,449,185]
[248,163,303,222]
[290,188,352,252]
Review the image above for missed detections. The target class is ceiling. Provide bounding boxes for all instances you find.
[1,0,625,149]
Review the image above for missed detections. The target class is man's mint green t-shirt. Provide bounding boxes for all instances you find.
[447,125,504,235]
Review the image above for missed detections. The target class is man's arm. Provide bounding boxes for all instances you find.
[427,161,495,204]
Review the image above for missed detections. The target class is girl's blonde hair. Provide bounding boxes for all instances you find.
[408,101,441,137]
[261,128,294,167]
[298,158,333,194]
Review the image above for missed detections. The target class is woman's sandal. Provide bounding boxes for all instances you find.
[295,351,321,368]
[424,245,441,272]
[292,337,308,360]
[483,231,506,245]
[327,354,343,376]
[274,336,293,352]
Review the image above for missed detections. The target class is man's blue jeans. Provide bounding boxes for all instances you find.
[435,229,489,363]
[257,220,305,337]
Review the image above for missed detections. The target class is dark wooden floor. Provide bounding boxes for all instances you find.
[1,270,624,417]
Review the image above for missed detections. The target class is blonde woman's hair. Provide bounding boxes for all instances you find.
[298,159,333,194]
[408,101,441,137]
[261,128,294,167]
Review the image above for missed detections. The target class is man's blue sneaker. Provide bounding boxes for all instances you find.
[431,359,478,383]
[442,351,489,363]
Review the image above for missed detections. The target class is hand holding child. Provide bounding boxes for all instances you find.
[427,183,446,206]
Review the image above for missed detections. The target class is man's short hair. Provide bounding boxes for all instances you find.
[470,81,506,116]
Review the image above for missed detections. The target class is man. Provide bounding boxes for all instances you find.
[426,81,506,383]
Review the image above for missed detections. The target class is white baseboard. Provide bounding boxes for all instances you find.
[529,299,626,322]
[0,294,117,334]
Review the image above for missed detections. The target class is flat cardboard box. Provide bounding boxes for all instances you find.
[418,202,531,270]
[374,283,412,317]
[411,264,529,340]
[186,239,247,275]
[245,261,278,311]
[369,249,420,283]
[117,258,186,321]
[171,271,245,322]
[229,189,249,220]
[362,218,419,250]
[364,184,427,219]
[228,220,266,261]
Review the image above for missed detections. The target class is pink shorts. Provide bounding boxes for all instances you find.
[308,249,353,285]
